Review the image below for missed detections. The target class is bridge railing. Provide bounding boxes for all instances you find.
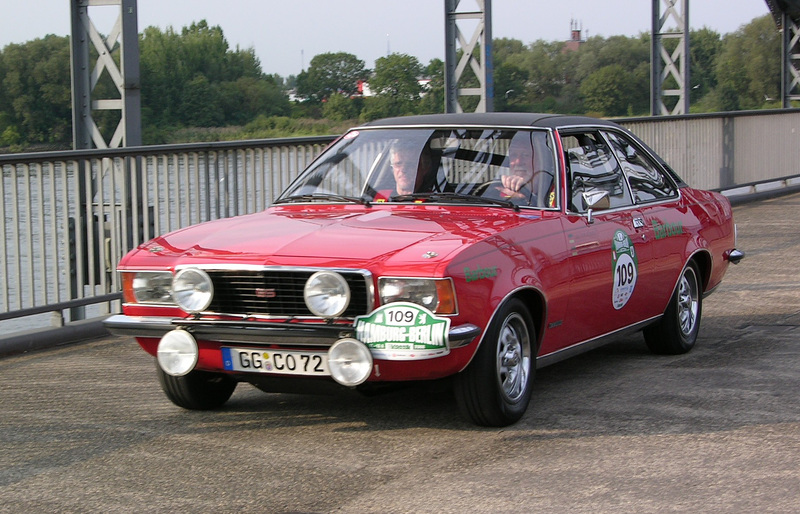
[0,136,335,338]
[1,109,799,343]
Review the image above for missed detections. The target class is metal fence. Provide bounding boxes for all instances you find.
[1,109,800,340]
[0,136,334,336]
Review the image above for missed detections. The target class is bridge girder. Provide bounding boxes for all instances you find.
[444,0,494,113]
[651,0,690,116]
[70,0,141,149]
[766,0,800,106]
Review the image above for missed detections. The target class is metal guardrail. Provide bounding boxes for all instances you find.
[0,136,336,337]
[1,109,799,344]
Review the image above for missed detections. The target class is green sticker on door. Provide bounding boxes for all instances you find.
[612,230,638,310]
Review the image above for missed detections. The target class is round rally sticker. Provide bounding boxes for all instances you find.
[612,230,638,310]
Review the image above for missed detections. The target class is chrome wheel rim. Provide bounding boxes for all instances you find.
[496,312,532,402]
[677,267,700,337]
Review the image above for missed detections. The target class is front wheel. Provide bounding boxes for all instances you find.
[156,363,237,410]
[644,261,702,355]
[454,299,535,427]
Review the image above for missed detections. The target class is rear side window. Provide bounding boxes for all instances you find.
[561,131,633,212]
[604,131,677,202]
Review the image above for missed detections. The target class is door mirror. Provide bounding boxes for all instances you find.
[581,189,610,211]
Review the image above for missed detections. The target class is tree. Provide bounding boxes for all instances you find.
[179,75,224,127]
[368,53,423,116]
[689,28,722,104]
[295,52,369,102]
[139,21,289,136]
[0,36,72,146]
[714,15,780,110]
[494,62,529,112]
[418,58,445,114]
[322,93,362,121]
[580,64,635,116]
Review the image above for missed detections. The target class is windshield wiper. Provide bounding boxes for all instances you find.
[275,193,371,206]
[390,192,519,211]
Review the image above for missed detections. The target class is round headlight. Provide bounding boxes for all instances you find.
[328,338,373,386]
[157,329,198,376]
[173,268,213,313]
[304,271,350,317]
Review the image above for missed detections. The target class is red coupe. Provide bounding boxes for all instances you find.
[105,113,743,426]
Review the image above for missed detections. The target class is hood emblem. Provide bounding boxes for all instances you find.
[422,251,438,259]
[255,288,277,298]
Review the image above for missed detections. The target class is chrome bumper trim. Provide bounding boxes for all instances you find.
[104,315,481,348]
[727,248,745,265]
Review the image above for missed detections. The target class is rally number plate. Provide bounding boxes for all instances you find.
[222,347,330,376]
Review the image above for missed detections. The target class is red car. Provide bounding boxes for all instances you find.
[105,113,743,426]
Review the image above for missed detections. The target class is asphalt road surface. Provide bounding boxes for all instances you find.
[2,193,799,513]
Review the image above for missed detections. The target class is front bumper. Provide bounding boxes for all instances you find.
[103,314,481,349]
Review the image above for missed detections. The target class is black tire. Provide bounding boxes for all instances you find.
[454,298,535,427]
[156,362,237,410]
[644,261,702,355]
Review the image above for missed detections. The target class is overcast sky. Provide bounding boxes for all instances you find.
[0,0,773,78]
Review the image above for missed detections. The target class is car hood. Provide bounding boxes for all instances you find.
[127,205,532,269]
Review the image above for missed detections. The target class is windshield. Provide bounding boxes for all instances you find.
[277,127,558,209]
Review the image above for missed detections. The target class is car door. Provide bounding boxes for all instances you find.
[558,130,654,346]
[603,130,685,319]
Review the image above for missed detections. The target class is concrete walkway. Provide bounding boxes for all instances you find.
[1,193,798,513]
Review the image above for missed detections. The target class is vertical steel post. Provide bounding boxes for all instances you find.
[121,0,142,147]
[70,2,92,150]
[783,13,800,108]
[69,0,141,149]
[444,0,494,113]
[69,0,142,319]
[651,0,690,115]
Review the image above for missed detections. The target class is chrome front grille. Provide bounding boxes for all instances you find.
[206,269,371,318]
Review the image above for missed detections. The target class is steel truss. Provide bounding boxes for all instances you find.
[651,0,690,115]
[782,13,800,106]
[70,0,141,149]
[444,0,494,113]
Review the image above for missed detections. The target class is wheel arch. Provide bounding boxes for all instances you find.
[688,249,712,293]
[477,286,546,354]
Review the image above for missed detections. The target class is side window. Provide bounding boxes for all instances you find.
[561,132,633,213]
[604,131,677,202]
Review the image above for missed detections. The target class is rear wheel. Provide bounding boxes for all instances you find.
[454,299,535,427]
[644,261,702,355]
[156,363,237,410]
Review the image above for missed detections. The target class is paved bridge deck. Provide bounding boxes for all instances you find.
[1,193,799,512]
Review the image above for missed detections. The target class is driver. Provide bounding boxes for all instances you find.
[500,138,534,199]
[483,136,535,202]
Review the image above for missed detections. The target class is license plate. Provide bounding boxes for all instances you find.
[221,347,329,376]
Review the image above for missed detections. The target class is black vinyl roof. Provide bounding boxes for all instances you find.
[360,112,622,131]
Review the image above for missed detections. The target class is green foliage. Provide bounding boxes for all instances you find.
[494,62,530,112]
[0,35,72,146]
[418,58,445,114]
[0,13,790,151]
[368,53,424,117]
[139,21,289,136]
[295,52,369,102]
[322,93,363,122]
[712,15,781,111]
[689,28,722,102]
[581,64,636,116]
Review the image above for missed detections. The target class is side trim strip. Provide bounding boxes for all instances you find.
[535,316,660,369]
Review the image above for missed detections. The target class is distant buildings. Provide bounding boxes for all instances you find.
[563,19,584,52]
